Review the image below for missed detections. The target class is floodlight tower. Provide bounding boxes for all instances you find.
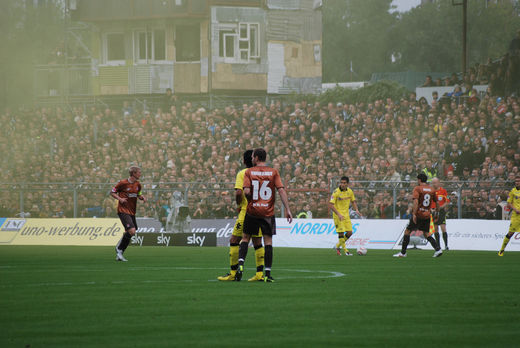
[452,0,468,75]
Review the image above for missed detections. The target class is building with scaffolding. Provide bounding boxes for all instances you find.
[34,0,322,105]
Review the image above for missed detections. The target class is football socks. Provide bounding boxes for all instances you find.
[254,245,265,273]
[500,235,511,253]
[434,232,440,247]
[229,243,239,271]
[401,234,410,254]
[238,241,248,265]
[264,245,273,277]
[442,231,448,249]
[117,231,132,252]
[427,236,440,251]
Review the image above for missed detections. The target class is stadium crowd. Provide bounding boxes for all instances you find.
[1,79,519,222]
[2,13,519,223]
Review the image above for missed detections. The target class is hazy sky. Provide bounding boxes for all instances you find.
[392,0,421,12]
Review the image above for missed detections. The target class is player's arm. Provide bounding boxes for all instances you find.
[243,187,251,201]
[412,198,419,223]
[507,202,520,214]
[440,190,450,211]
[277,187,293,223]
[235,189,243,212]
[411,188,420,223]
[137,184,146,203]
[431,192,437,213]
[507,192,519,214]
[352,200,362,217]
[111,184,127,203]
[328,202,344,220]
[243,171,252,201]
[235,171,244,208]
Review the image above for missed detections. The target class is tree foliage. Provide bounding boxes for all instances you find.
[0,0,64,109]
[318,80,409,105]
[323,0,520,82]
[323,0,397,82]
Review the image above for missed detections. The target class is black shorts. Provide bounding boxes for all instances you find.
[435,210,447,225]
[118,213,138,232]
[243,214,276,237]
[407,217,430,233]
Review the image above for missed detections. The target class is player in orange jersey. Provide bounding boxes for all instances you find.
[431,177,450,250]
[393,173,443,258]
[111,166,147,261]
[236,148,292,282]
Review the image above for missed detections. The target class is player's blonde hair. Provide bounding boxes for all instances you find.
[129,166,141,176]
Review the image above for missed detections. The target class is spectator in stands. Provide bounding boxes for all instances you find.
[422,75,434,87]
[3,77,520,220]
[450,73,460,86]
[422,159,437,182]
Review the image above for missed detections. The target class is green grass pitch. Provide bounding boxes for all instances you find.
[1,245,519,347]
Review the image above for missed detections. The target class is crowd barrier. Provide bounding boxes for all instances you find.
[0,217,516,251]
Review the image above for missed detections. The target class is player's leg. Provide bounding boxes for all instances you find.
[335,232,344,255]
[115,213,136,261]
[218,212,245,280]
[499,231,515,256]
[236,232,251,281]
[335,218,351,255]
[439,210,448,250]
[262,217,276,282]
[433,223,441,249]
[262,234,274,281]
[237,214,257,281]
[343,223,353,255]
[394,218,414,257]
[393,228,410,257]
[333,216,343,254]
[217,234,241,281]
[441,223,448,250]
[421,219,442,257]
[248,235,265,282]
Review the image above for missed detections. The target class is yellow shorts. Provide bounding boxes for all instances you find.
[232,208,262,238]
[509,216,520,234]
[333,215,352,233]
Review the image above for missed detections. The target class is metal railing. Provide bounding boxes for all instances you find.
[0,180,512,220]
[34,64,92,98]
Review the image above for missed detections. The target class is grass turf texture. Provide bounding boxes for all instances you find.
[1,246,519,347]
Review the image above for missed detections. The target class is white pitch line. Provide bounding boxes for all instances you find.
[0,267,346,288]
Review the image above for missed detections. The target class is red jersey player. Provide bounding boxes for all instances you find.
[236,148,292,282]
[393,173,443,258]
[111,166,147,261]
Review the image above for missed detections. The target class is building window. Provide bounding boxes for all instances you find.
[219,27,236,58]
[138,32,152,61]
[218,23,259,62]
[154,30,166,61]
[135,29,166,63]
[105,33,125,63]
[176,24,200,62]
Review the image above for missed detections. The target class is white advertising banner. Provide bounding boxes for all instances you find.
[274,218,407,249]
[392,219,517,251]
[275,218,518,252]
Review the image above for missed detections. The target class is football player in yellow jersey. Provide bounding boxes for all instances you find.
[218,150,264,281]
[498,175,520,256]
[328,176,362,256]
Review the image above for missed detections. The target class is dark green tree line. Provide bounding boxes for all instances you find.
[323,0,520,82]
[0,0,63,109]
